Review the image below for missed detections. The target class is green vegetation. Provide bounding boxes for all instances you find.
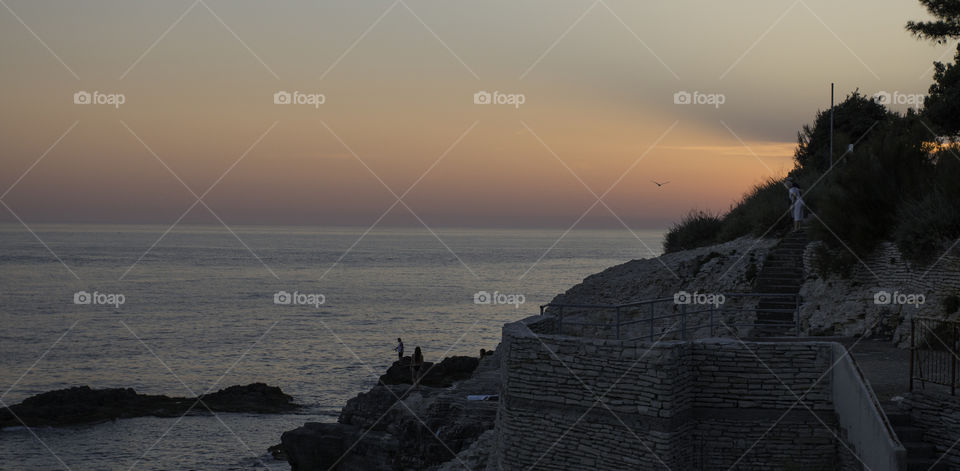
[664,0,960,267]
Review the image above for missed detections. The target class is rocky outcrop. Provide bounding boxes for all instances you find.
[0,383,297,429]
[280,351,500,470]
[378,356,480,388]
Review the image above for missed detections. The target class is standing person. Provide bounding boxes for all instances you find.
[789,181,804,231]
[395,338,404,362]
[411,346,424,386]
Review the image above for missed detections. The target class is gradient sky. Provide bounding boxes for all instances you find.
[0,0,950,228]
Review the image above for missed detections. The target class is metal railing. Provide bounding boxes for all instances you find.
[538,292,801,341]
[910,317,960,395]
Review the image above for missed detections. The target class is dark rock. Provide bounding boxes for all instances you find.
[378,355,479,388]
[0,382,297,429]
[281,422,397,471]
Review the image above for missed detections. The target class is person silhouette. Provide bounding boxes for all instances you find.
[394,338,404,362]
[789,181,804,231]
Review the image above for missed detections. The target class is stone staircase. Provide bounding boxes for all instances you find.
[884,402,947,471]
[753,229,807,336]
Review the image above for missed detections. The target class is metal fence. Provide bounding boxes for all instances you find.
[538,293,801,341]
[911,317,960,395]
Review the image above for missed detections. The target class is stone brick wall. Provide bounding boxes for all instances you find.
[900,391,960,470]
[493,316,856,470]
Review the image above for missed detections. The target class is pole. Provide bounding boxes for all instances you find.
[829,83,835,168]
[910,318,915,393]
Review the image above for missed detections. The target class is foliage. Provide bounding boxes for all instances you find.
[663,210,722,254]
[716,177,792,242]
[794,91,889,172]
[907,0,960,42]
[925,44,960,136]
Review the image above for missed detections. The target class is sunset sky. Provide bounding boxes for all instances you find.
[0,0,949,228]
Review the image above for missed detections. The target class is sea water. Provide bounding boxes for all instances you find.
[0,224,663,470]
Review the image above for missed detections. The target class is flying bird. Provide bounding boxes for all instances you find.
[651,180,670,187]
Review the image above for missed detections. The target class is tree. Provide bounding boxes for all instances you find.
[794,91,890,172]
[907,0,960,43]
[925,44,960,135]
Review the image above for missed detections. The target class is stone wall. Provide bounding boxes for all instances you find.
[801,241,960,345]
[493,316,857,470]
[900,391,960,470]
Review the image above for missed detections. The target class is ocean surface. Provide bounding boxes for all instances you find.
[0,224,664,470]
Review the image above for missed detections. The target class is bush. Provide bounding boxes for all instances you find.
[943,294,960,315]
[717,177,792,242]
[894,189,960,264]
[663,210,722,253]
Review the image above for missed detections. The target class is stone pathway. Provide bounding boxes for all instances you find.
[754,229,807,335]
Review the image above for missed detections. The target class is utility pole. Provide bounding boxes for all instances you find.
[830,83,835,168]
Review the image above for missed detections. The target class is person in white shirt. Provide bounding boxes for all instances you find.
[788,182,804,231]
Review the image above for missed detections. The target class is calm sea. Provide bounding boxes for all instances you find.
[0,224,663,470]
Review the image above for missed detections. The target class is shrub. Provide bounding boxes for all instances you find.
[717,177,792,242]
[943,294,960,315]
[663,210,722,253]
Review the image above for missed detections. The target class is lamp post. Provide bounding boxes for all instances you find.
[830,83,835,168]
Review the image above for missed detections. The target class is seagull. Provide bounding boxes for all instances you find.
[651,180,670,187]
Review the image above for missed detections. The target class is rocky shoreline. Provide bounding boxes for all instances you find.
[0,383,297,429]
[278,352,500,471]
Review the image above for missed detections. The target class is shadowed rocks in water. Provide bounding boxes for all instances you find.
[378,355,479,388]
[0,382,297,429]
